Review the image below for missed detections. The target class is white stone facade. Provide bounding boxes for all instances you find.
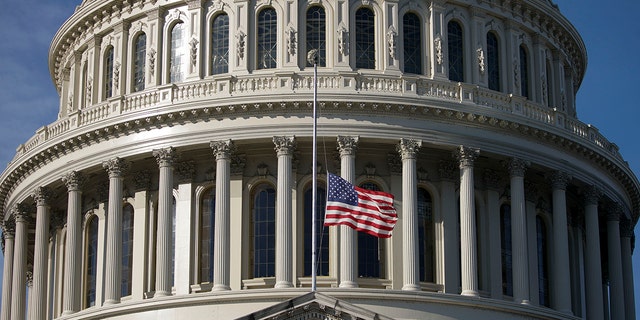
[0,0,637,319]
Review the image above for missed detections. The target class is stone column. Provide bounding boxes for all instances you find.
[439,161,459,293]
[61,171,85,314]
[483,170,503,299]
[210,140,234,291]
[10,204,30,320]
[102,157,128,304]
[550,171,572,313]
[508,158,530,304]
[152,147,178,297]
[337,136,359,288]
[457,146,480,297]
[607,207,625,320]
[30,187,52,320]
[273,136,296,288]
[398,139,422,291]
[583,186,604,319]
[1,219,15,320]
[620,219,635,320]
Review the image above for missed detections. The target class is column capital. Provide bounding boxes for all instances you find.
[583,185,601,206]
[33,186,52,207]
[2,218,15,238]
[153,147,179,167]
[12,203,32,223]
[26,268,33,288]
[455,146,479,168]
[506,157,529,177]
[62,171,86,192]
[273,136,296,155]
[550,171,571,190]
[210,139,235,160]
[337,135,359,156]
[607,206,622,222]
[102,157,129,178]
[620,219,634,238]
[397,138,422,160]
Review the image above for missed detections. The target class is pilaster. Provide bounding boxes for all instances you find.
[607,207,625,320]
[550,171,572,313]
[31,187,52,320]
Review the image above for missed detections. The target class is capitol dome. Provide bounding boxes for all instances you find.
[0,0,637,319]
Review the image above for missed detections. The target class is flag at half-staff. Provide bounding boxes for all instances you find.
[324,172,398,238]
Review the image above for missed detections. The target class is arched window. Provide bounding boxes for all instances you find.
[133,33,146,92]
[519,45,529,99]
[358,181,381,278]
[257,8,277,69]
[252,184,276,277]
[104,46,114,99]
[487,32,500,91]
[418,187,434,282]
[403,13,422,74]
[211,14,229,75]
[304,184,328,276]
[447,21,464,82]
[170,22,186,83]
[200,187,215,283]
[85,216,98,308]
[355,8,375,69]
[306,6,326,67]
[536,216,550,307]
[500,204,512,296]
[122,204,134,297]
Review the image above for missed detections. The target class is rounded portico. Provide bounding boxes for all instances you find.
[0,0,637,319]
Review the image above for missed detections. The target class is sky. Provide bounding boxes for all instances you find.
[0,0,639,315]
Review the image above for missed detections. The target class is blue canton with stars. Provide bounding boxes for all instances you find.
[328,173,358,206]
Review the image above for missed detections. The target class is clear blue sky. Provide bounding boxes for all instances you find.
[0,0,639,315]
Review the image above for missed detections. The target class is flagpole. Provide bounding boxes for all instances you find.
[307,49,318,292]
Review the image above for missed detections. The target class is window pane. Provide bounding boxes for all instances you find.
[403,13,422,74]
[447,21,464,82]
[520,45,529,98]
[121,205,134,297]
[86,217,98,307]
[257,8,277,69]
[418,187,434,282]
[170,22,186,83]
[487,32,500,91]
[253,185,276,277]
[306,6,326,67]
[355,8,375,69]
[201,188,216,283]
[104,47,114,99]
[211,14,229,75]
[304,185,329,276]
[133,33,146,92]
[500,204,512,296]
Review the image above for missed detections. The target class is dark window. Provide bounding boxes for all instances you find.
[500,204,513,296]
[121,204,134,297]
[306,6,326,67]
[487,32,500,91]
[355,8,375,69]
[253,184,276,277]
[447,21,464,82]
[104,46,114,99]
[418,187,434,282]
[200,187,216,283]
[546,60,553,107]
[133,33,146,92]
[537,216,550,306]
[519,45,529,98]
[85,216,98,308]
[304,185,329,276]
[211,14,230,75]
[403,13,422,74]
[358,182,381,278]
[170,22,185,83]
[257,8,277,69]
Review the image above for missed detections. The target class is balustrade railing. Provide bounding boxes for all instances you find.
[8,72,624,165]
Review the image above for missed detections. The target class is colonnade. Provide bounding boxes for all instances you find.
[0,138,636,320]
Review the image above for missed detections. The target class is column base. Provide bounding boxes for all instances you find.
[61,310,77,316]
[274,281,294,288]
[461,290,479,297]
[338,281,358,288]
[519,299,531,305]
[402,284,421,291]
[103,299,120,305]
[212,284,231,291]
[154,290,172,297]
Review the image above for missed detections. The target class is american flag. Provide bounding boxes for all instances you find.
[324,173,398,238]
